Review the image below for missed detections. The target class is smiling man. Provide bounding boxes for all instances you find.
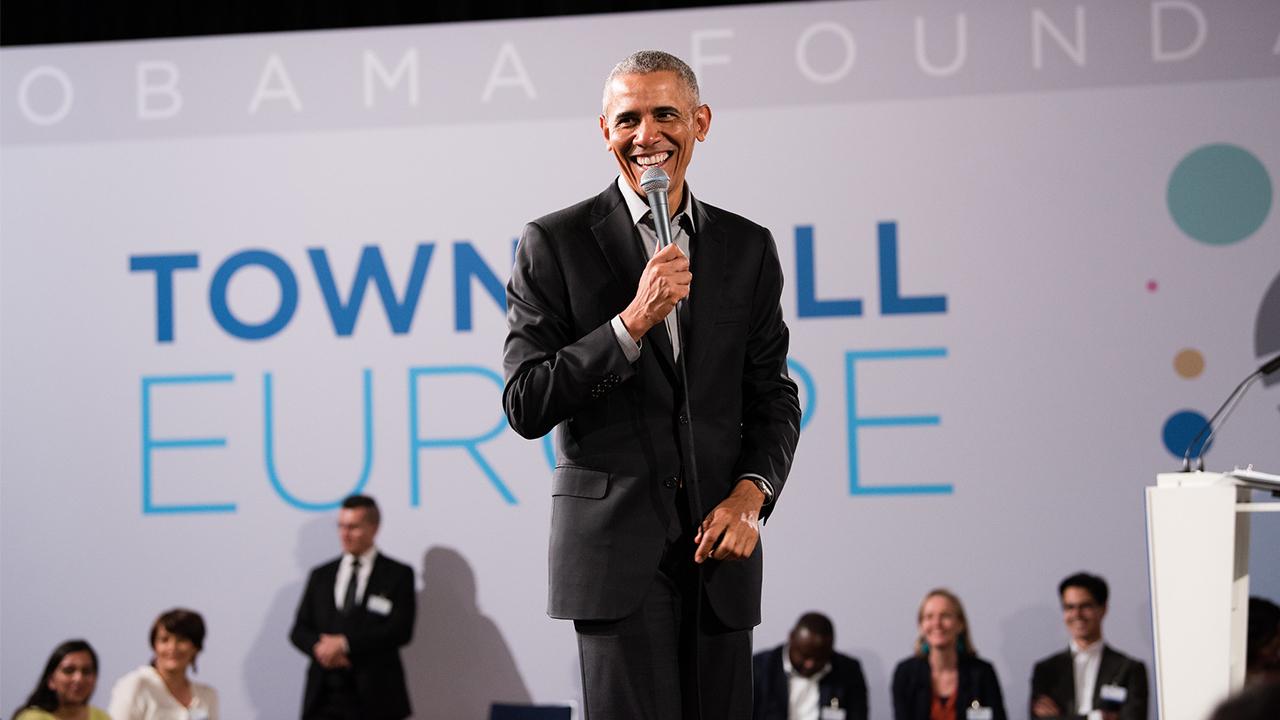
[1030,573,1149,720]
[503,50,801,719]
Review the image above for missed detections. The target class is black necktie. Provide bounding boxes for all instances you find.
[675,214,694,338]
[342,558,360,615]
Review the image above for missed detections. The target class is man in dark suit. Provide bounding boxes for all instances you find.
[503,50,801,720]
[1030,572,1148,720]
[289,495,415,720]
[753,612,869,720]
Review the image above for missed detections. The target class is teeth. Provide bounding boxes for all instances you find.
[635,152,670,166]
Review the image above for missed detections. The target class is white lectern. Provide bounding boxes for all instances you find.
[1145,470,1280,720]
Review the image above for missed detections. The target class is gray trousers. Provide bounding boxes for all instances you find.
[573,540,753,720]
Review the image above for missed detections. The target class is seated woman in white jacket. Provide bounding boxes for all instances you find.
[108,609,218,720]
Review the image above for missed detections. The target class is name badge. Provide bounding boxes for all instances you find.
[189,709,209,720]
[366,594,393,615]
[966,706,993,720]
[820,707,847,720]
[1100,684,1128,703]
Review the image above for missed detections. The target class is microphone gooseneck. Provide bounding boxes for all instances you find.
[1181,353,1280,471]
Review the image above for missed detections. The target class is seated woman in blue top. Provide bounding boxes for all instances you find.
[892,588,1007,720]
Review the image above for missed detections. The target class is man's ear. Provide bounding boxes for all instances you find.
[694,104,712,142]
[600,115,611,149]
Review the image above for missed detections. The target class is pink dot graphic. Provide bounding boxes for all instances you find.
[1147,280,1159,293]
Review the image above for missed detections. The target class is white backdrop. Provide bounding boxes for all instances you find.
[3,1,1280,718]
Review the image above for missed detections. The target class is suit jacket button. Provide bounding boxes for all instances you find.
[663,476,678,489]
[678,413,688,424]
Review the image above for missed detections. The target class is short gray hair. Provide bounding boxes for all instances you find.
[602,50,701,111]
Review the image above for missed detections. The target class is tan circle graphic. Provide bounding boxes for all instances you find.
[1174,348,1205,378]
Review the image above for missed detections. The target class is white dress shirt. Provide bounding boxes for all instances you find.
[1071,638,1104,718]
[609,174,695,362]
[334,546,378,610]
[782,644,833,720]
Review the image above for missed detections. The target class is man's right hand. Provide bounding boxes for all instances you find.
[619,243,690,341]
[1031,695,1062,718]
[313,635,351,669]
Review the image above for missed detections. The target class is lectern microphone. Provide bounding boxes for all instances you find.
[1182,353,1280,471]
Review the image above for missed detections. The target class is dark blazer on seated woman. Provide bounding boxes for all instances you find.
[892,653,1008,720]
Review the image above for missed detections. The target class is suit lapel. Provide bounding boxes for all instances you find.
[321,559,342,615]
[1092,645,1120,708]
[590,183,677,382]
[685,197,722,381]
[1056,651,1078,714]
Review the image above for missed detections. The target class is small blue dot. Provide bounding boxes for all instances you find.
[1162,410,1213,459]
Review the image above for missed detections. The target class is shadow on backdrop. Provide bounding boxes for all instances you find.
[243,517,334,719]
[998,600,1061,717]
[403,545,530,719]
[847,643,885,717]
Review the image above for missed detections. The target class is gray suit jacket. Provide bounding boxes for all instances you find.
[502,181,800,628]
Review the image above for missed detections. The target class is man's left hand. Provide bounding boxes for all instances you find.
[694,479,764,564]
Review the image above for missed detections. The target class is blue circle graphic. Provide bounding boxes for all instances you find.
[1168,144,1272,246]
[1161,410,1213,459]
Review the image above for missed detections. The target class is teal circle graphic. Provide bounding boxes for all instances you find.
[1168,144,1272,246]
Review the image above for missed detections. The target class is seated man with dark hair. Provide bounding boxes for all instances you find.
[1246,596,1280,686]
[1030,572,1148,720]
[753,612,868,720]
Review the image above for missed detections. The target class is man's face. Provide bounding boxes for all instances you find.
[1061,586,1106,645]
[600,70,710,209]
[787,626,834,678]
[338,507,377,556]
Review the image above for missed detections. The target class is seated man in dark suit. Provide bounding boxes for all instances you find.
[1030,572,1148,720]
[753,612,868,720]
[289,495,416,720]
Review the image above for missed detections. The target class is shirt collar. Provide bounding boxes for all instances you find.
[345,547,378,567]
[1070,638,1104,659]
[781,644,833,682]
[616,175,696,232]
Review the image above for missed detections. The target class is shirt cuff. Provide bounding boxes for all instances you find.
[739,473,775,505]
[610,315,642,363]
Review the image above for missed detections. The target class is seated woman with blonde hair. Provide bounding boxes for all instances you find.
[12,639,111,720]
[892,588,1007,720]
[108,608,219,720]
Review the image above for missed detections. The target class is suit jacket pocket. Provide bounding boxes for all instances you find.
[552,465,610,499]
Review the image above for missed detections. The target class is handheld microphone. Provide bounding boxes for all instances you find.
[640,167,673,250]
[1181,353,1280,471]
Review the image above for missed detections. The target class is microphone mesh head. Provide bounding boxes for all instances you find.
[640,167,670,194]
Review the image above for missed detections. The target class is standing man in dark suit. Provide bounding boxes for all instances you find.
[753,612,869,720]
[1030,572,1149,720]
[503,50,801,720]
[289,495,415,720]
